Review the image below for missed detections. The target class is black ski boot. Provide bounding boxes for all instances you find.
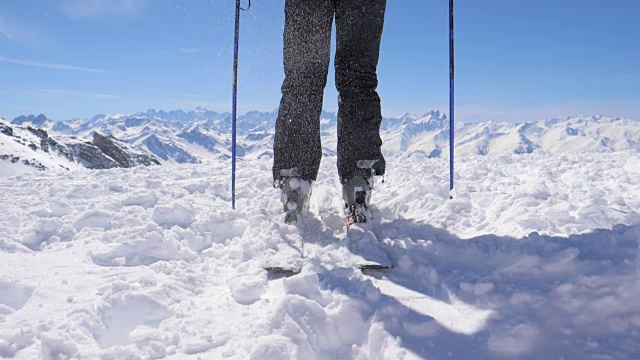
[278,177,312,224]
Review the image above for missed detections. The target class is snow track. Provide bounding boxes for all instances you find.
[0,152,639,359]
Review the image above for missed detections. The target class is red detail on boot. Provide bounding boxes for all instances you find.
[345,216,355,228]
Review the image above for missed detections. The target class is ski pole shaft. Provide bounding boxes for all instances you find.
[449,0,455,199]
[231,0,241,209]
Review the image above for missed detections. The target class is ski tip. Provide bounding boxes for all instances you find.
[358,264,393,272]
[264,267,302,279]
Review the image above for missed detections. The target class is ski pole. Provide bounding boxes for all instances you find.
[449,0,455,199]
[231,0,251,210]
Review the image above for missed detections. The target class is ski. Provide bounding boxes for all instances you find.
[262,243,306,277]
[263,221,306,277]
[264,177,393,276]
[264,266,303,278]
[342,173,393,271]
[263,222,393,276]
[345,222,393,271]
[263,252,304,276]
[264,175,313,276]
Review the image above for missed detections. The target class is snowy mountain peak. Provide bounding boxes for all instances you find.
[396,110,446,124]
[542,114,630,127]
[11,114,51,127]
[415,110,447,124]
[134,108,230,124]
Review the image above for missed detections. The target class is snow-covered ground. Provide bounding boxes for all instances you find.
[1,152,639,359]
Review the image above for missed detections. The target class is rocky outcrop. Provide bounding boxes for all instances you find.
[0,120,162,173]
[67,142,119,169]
[92,132,161,167]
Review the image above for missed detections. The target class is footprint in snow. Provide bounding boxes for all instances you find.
[93,294,173,349]
[0,280,34,315]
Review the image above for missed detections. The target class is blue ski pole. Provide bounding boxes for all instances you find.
[231,0,251,209]
[449,0,455,199]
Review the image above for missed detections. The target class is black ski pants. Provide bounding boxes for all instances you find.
[273,0,386,183]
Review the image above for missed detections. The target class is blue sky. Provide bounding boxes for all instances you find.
[0,0,638,122]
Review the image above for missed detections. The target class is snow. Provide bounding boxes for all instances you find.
[0,151,639,359]
[0,158,37,177]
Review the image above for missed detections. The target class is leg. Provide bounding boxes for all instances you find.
[273,0,335,182]
[335,0,386,183]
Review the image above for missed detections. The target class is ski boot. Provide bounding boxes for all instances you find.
[342,174,392,269]
[277,176,312,224]
[342,175,374,228]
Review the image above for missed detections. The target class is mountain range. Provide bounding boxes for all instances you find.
[1,108,638,176]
